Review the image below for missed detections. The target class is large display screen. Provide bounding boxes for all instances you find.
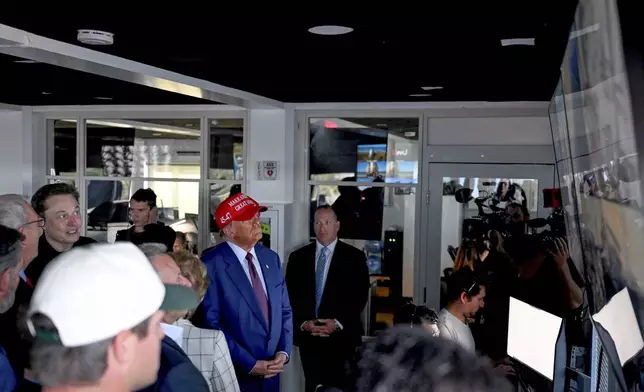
[549,0,644,389]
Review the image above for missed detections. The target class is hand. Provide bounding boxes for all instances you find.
[147,207,159,225]
[311,319,337,337]
[302,320,317,333]
[267,353,288,372]
[495,363,516,377]
[249,360,282,379]
[547,238,569,268]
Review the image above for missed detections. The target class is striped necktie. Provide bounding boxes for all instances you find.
[315,247,328,317]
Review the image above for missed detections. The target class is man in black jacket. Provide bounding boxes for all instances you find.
[115,188,175,252]
[286,205,370,392]
[27,183,96,286]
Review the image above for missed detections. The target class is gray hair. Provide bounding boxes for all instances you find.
[29,312,151,388]
[138,243,167,261]
[0,225,23,314]
[0,194,29,230]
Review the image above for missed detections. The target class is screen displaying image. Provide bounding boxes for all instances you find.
[356,144,387,182]
[385,160,418,184]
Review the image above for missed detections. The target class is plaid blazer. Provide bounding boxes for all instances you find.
[176,319,241,392]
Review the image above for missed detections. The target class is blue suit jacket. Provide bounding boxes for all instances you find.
[202,242,293,392]
[138,336,209,392]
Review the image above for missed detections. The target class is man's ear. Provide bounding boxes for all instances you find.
[459,292,468,304]
[0,268,12,298]
[112,330,137,366]
[18,228,28,249]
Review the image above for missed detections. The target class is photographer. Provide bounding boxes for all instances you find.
[505,234,583,318]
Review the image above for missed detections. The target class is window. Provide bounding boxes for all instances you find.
[85,179,198,244]
[43,113,245,254]
[85,119,200,179]
[309,117,419,184]
[307,117,420,302]
[209,119,244,180]
[46,119,77,176]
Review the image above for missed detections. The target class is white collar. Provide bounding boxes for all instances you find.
[316,238,338,254]
[227,241,258,261]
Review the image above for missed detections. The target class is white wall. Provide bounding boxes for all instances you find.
[246,108,294,204]
[0,109,31,195]
[428,116,552,145]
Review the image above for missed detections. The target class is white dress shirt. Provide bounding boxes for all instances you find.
[227,241,267,295]
[315,238,338,292]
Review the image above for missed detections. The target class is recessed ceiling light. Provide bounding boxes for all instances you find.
[308,25,353,36]
[152,133,162,136]
[501,38,535,46]
[94,96,113,100]
[14,59,39,64]
[41,92,52,95]
[409,93,431,97]
[421,86,443,91]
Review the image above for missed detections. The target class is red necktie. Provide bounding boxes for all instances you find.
[246,253,269,326]
[25,276,33,288]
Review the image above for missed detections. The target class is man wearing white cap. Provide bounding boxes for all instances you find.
[26,242,200,392]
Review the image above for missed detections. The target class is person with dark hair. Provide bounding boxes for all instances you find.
[286,205,370,392]
[27,183,96,286]
[356,327,511,392]
[438,268,486,353]
[115,188,176,251]
[394,303,440,337]
[26,243,199,392]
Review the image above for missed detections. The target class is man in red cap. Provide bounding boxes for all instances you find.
[200,193,293,392]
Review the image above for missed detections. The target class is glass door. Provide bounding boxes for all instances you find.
[421,163,555,309]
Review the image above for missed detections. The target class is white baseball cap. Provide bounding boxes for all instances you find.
[27,242,199,347]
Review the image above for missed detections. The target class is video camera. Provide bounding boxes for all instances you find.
[453,186,567,244]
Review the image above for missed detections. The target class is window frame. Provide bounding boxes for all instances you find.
[38,107,247,254]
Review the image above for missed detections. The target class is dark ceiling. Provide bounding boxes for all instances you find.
[0,6,578,105]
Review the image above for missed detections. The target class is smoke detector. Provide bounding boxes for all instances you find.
[77,30,114,45]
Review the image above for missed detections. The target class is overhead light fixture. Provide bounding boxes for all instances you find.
[501,38,535,46]
[421,86,443,91]
[308,25,353,36]
[14,59,38,64]
[41,91,52,95]
[77,30,114,45]
[94,96,113,100]
[409,93,431,97]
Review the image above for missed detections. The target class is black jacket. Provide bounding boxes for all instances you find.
[26,235,96,286]
[137,336,209,392]
[286,240,370,353]
[115,223,176,252]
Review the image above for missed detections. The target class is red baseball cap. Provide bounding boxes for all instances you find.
[215,193,267,229]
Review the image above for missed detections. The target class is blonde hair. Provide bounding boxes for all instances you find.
[172,251,210,301]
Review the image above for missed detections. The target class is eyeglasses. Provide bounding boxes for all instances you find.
[21,218,45,229]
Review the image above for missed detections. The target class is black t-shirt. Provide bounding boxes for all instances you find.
[25,235,97,286]
[115,223,176,252]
